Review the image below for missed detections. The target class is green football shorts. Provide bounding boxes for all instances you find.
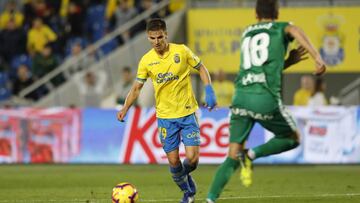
[229,91,297,144]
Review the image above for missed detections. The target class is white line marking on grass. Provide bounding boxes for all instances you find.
[142,193,360,202]
[0,193,359,202]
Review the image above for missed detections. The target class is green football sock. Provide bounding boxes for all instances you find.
[207,157,240,201]
[252,137,299,159]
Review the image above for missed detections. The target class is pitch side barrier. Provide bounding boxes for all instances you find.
[0,106,359,164]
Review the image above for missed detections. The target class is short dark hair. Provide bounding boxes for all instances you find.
[146,18,166,32]
[256,0,279,20]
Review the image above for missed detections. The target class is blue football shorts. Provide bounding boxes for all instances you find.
[157,113,201,153]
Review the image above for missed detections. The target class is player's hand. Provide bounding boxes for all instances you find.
[286,46,308,67]
[314,56,326,76]
[117,108,128,122]
[204,85,217,111]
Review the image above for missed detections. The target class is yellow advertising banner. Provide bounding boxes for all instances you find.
[187,7,360,73]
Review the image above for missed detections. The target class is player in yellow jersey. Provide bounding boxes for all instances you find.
[117,18,217,203]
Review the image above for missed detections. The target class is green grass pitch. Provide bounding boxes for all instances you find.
[0,164,359,203]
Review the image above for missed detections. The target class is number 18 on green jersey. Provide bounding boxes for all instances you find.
[235,22,293,98]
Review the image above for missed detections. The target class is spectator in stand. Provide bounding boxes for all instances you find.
[23,0,37,28]
[45,0,62,18]
[23,0,55,28]
[131,0,169,37]
[293,75,314,106]
[11,64,38,100]
[0,19,27,64]
[32,44,63,86]
[38,1,63,52]
[211,69,234,107]
[68,42,96,72]
[131,0,161,37]
[32,0,52,24]
[115,0,137,27]
[27,17,57,56]
[74,70,107,107]
[115,66,134,106]
[308,77,328,106]
[0,0,24,29]
[114,0,137,44]
[64,1,85,38]
[105,0,118,20]
[0,57,7,72]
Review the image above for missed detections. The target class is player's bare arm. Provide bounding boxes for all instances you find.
[285,25,326,75]
[198,64,211,86]
[117,81,144,122]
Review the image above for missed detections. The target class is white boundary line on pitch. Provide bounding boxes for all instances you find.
[0,193,359,202]
[142,193,360,202]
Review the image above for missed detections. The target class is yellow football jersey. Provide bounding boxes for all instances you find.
[137,43,201,119]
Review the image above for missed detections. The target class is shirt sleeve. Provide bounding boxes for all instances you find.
[183,45,201,70]
[45,26,57,42]
[136,58,148,84]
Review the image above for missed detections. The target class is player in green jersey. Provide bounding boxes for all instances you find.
[206,0,326,202]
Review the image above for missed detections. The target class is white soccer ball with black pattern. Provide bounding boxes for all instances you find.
[112,182,139,203]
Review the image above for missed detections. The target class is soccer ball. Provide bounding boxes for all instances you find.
[112,182,139,203]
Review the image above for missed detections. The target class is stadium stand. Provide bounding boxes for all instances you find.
[0,0,359,107]
[0,0,174,105]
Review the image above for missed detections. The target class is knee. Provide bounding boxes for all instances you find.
[184,156,198,173]
[187,155,199,166]
[228,143,243,160]
[168,157,181,168]
[186,149,199,165]
[228,153,238,160]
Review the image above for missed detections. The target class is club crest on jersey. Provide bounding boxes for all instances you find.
[174,54,180,63]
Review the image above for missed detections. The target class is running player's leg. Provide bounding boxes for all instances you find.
[183,147,198,173]
[180,113,201,203]
[167,149,193,194]
[184,145,199,194]
[207,115,254,202]
[180,113,201,176]
[158,118,193,197]
[250,106,300,160]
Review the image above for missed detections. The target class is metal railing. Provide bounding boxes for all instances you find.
[339,77,360,105]
[17,0,171,101]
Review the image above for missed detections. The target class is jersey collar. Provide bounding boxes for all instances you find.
[156,43,171,59]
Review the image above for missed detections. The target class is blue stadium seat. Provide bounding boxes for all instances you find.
[0,72,11,100]
[0,72,8,84]
[10,54,32,79]
[86,4,107,42]
[0,87,11,100]
[101,39,118,55]
[11,54,32,69]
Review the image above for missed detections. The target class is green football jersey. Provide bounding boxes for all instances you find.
[234,21,293,99]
